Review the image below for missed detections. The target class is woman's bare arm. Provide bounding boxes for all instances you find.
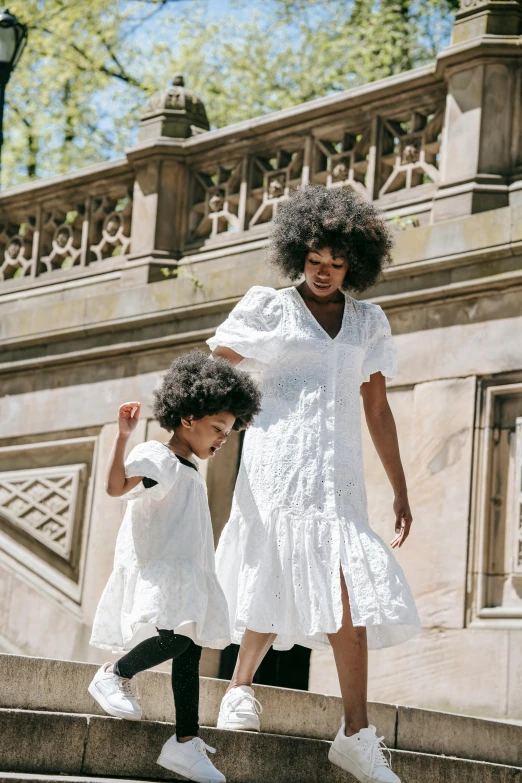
[212,346,245,366]
[360,373,412,548]
[106,402,144,497]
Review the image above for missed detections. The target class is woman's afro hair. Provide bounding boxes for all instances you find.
[153,350,262,432]
[268,185,394,293]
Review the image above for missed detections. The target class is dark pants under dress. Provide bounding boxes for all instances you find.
[114,629,202,738]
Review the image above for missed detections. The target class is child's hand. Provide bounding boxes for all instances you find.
[118,402,141,437]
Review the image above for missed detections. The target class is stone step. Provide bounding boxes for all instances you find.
[0,653,391,742]
[0,776,173,783]
[0,708,520,783]
[1,654,521,769]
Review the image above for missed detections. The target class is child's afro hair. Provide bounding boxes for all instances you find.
[267,185,394,293]
[152,350,262,432]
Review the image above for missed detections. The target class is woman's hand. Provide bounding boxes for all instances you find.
[361,375,412,549]
[118,402,141,437]
[390,492,412,548]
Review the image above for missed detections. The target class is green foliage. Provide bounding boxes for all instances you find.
[5,0,458,188]
[170,0,457,128]
[160,265,203,290]
[391,214,420,230]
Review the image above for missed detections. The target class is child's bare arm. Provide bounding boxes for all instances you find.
[106,402,144,497]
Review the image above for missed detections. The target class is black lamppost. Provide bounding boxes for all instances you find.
[0,8,27,177]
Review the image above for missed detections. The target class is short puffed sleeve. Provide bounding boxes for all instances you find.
[123,441,180,501]
[207,286,283,365]
[361,305,398,383]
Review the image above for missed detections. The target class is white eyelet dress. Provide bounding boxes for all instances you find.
[207,286,421,651]
[90,441,231,652]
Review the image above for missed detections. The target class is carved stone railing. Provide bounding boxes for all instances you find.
[2,0,522,294]
[185,101,445,247]
[0,160,134,287]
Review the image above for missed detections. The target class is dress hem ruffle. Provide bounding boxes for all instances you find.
[229,619,422,652]
[90,558,230,652]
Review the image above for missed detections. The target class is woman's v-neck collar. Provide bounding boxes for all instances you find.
[290,285,349,342]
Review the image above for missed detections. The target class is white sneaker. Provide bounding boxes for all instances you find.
[217,685,263,731]
[157,735,226,783]
[328,723,400,783]
[88,662,142,721]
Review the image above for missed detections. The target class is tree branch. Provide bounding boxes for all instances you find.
[68,40,144,88]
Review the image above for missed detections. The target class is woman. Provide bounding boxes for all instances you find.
[208,186,421,783]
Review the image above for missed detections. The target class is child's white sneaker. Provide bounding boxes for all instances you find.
[328,723,400,783]
[157,735,226,783]
[88,662,142,721]
[217,685,262,731]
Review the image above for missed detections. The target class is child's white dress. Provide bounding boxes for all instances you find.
[90,441,230,652]
[207,285,421,651]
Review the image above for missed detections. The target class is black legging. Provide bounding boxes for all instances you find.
[113,629,202,738]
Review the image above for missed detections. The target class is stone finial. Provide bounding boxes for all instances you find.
[139,74,210,142]
[452,0,522,45]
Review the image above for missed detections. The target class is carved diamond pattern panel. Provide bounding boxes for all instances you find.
[514,418,522,575]
[0,216,36,281]
[189,162,243,241]
[0,464,85,561]
[90,193,132,262]
[39,207,84,273]
[312,127,372,197]
[378,108,444,197]
[249,148,304,228]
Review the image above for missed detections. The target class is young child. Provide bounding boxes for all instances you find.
[88,350,261,783]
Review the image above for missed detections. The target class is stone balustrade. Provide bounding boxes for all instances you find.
[184,97,445,247]
[0,64,448,291]
[1,0,521,293]
[0,159,134,288]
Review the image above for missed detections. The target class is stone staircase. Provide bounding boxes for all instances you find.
[0,654,520,783]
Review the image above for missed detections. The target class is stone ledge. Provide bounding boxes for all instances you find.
[0,708,521,783]
[0,709,87,776]
[397,704,522,768]
[0,776,164,783]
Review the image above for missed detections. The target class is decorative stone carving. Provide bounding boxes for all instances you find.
[312,128,371,197]
[401,142,421,165]
[139,74,210,141]
[0,218,36,281]
[188,163,242,241]
[208,193,224,213]
[268,178,284,199]
[0,464,86,560]
[90,194,132,262]
[378,108,444,198]
[332,162,350,182]
[7,237,22,258]
[40,208,83,273]
[249,148,304,228]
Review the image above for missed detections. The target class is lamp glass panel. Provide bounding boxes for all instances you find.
[0,27,16,65]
